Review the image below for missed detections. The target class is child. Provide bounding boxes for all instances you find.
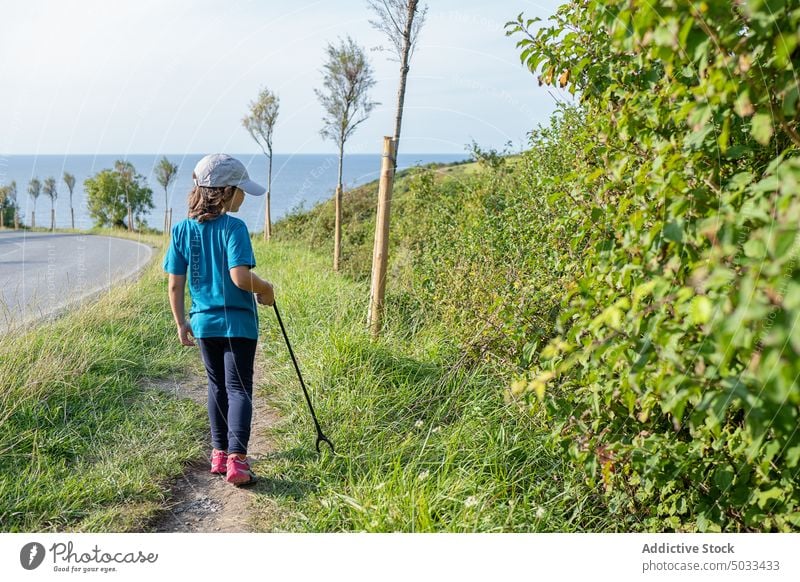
[163,153,274,486]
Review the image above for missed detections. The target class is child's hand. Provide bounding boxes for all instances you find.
[256,284,274,306]
[177,320,196,346]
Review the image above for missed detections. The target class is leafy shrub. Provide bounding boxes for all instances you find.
[0,183,19,228]
[398,109,590,365]
[508,0,800,531]
[84,161,154,229]
[275,165,422,280]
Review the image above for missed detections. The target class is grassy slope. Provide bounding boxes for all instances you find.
[274,160,479,281]
[1,170,600,532]
[250,239,608,532]
[0,230,206,532]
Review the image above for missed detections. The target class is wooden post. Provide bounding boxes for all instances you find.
[333,185,342,271]
[264,191,271,241]
[367,136,397,338]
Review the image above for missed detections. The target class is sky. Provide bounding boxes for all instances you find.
[0,0,566,156]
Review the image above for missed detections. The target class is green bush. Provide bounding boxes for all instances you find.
[508,0,800,531]
[397,112,589,365]
[84,161,154,229]
[0,183,19,228]
[274,0,800,531]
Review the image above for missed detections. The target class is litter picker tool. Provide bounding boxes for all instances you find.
[272,301,335,454]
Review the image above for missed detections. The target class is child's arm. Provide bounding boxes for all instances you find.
[229,266,275,305]
[168,273,196,346]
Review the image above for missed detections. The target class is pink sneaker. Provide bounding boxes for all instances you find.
[210,449,228,475]
[226,456,257,486]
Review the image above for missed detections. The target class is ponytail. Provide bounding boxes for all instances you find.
[187,172,237,222]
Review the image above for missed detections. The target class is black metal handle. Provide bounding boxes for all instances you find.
[272,301,335,454]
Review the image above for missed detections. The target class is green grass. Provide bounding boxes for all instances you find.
[0,230,205,532]
[249,241,611,532]
[274,159,476,281]
[0,208,605,532]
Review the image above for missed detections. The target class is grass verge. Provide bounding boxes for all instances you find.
[0,223,605,532]
[0,230,205,532]
[250,241,610,532]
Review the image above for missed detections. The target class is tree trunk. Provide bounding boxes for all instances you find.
[333,143,345,272]
[128,205,133,232]
[32,210,35,229]
[391,0,419,168]
[365,1,419,335]
[164,187,169,235]
[14,210,19,230]
[367,136,397,337]
[71,206,75,230]
[51,207,55,231]
[264,154,273,241]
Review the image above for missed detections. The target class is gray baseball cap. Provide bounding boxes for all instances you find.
[193,153,266,196]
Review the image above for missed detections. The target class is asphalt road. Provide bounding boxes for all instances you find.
[0,232,153,331]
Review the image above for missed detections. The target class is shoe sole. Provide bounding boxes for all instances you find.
[227,474,258,487]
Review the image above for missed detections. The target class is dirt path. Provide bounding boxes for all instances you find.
[143,352,281,533]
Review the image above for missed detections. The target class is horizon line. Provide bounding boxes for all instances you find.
[1,151,469,157]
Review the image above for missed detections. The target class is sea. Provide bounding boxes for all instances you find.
[0,153,467,233]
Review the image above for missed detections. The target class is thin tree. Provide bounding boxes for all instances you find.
[155,156,178,234]
[315,36,378,271]
[0,184,10,229]
[366,0,426,336]
[115,160,135,231]
[367,0,427,167]
[242,88,279,241]
[10,181,18,229]
[63,172,76,229]
[0,185,6,229]
[43,177,57,230]
[28,178,41,229]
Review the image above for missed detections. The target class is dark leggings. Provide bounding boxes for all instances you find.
[197,337,257,455]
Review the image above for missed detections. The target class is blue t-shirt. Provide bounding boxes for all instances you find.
[163,214,259,339]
